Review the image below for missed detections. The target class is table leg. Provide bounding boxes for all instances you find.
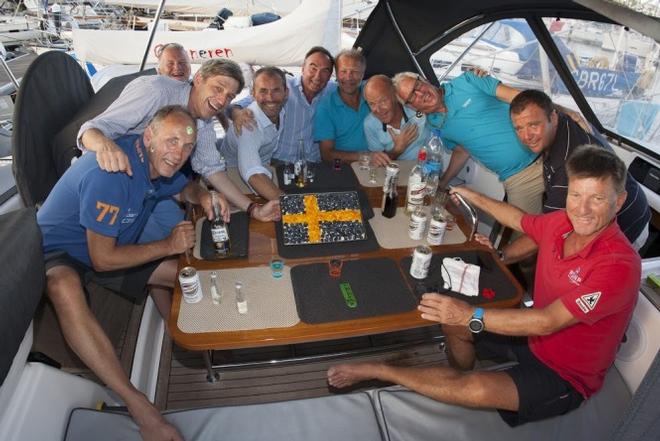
[203,350,219,383]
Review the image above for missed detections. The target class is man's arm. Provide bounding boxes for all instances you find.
[501,234,539,264]
[248,174,282,201]
[80,128,133,176]
[450,185,525,232]
[419,293,578,336]
[438,146,471,189]
[205,170,281,222]
[86,221,194,272]
[320,141,389,166]
[495,83,521,104]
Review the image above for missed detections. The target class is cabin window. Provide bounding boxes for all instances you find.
[430,19,580,112]
[541,18,660,155]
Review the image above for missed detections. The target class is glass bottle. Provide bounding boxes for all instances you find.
[381,165,399,218]
[210,192,230,256]
[406,148,427,214]
[424,129,444,199]
[295,138,307,188]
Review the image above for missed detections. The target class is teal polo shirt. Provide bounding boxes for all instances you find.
[313,84,370,151]
[427,72,536,181]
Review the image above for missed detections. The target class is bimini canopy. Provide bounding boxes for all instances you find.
[355,0,659,147]
[355,0,658,80]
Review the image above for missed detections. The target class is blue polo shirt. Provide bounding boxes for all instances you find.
[427,72,536,181]
[313,84,370,151]
[38,135,188,267]
[364,107,430,160]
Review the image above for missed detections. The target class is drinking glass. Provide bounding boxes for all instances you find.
[270,258,284,279]
[359,153,370,170]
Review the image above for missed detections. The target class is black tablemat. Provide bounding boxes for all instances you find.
[199,212,249,260]
[291,258,417,324]
[275,161,359,191]
[275,189,377,259]
[400,250,518,305]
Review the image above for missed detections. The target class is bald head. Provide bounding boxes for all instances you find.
[364,74,400,125]
[364,74,394,96]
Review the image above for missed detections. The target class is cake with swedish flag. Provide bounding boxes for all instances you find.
[280,191,367,246]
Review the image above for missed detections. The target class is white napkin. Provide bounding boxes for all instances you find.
[442,257,481,297]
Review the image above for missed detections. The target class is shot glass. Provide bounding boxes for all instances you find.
[328,259,343,278]
[270,258,284,279]
[368,165,378,184]
[359,153,370,170]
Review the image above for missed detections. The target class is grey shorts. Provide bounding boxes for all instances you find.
[44,251,162,304]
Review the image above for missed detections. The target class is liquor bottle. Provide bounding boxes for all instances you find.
[406,148,427,214]
[295,138,307,188]
[210,193,230,256]
[382,163,399,218]
[424,129,444,199]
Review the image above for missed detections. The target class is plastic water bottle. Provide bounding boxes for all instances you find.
[406,148,427,214]
[424,129,444,198]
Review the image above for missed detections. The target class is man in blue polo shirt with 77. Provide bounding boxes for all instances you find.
[38,105,215,441]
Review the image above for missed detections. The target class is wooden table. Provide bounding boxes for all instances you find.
[168,166,523,380]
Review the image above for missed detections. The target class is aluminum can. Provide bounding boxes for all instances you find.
[383,162,400,191]
[179,266,202,303]
[408,209,427,240]
[410,245,432,279]
[427,213,447,245]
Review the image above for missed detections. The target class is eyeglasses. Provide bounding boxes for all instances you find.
[403,77,423,106]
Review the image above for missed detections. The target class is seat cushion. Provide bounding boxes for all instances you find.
[64,392,384,441]
[375,367,631,441]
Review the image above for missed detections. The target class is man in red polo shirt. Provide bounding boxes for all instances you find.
[327,145,640,426]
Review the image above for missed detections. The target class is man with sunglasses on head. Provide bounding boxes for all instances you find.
[393,71,543,215]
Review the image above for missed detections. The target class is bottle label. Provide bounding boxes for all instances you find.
[211,225,229,242]
[406,182,426,210]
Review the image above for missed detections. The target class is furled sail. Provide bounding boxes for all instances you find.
[72,0,340,66]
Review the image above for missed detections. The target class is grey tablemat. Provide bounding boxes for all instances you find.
[194,212,249,260]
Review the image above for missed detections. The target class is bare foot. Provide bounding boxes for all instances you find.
[327,362,383,388]
[128,396,183,441]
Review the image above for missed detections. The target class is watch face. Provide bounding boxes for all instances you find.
[469,318,484,333]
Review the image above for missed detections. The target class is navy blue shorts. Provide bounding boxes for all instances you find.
[475,333,584,427]
[44,251,163,304]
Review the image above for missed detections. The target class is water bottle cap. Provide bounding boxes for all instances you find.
[418,149,427,160]
[432,128,443,137]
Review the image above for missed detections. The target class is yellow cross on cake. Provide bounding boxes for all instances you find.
[281,191,367,246]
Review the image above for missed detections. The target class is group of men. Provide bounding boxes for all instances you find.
[36,40,647,440]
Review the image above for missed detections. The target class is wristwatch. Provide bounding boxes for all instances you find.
[468,307,485,334]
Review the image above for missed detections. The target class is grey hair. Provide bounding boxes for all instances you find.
[155,42,186,59]
[147,105,196,135]
[334,48,366,73]
[196,58,245,92]
[392,71,421,104]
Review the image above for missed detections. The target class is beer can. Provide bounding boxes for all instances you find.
[410,245,432,279]
[383,162,400,191]
[427,213,447,245]
[408,209,427,240]
[179,266,202,303]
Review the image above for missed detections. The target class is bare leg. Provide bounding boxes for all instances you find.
[328,362,519,411]
[442,324,476,371]
[46,266,182,441]
[148,258,177,322]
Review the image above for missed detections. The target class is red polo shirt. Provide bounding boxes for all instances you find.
[521,211,640,398]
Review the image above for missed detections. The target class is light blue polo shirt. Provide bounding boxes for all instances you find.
[427,72,536,181]
[364,107,430,160]
[313,84,370,151]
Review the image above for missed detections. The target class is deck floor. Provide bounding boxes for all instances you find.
[156,326,447,410]
[33,283,448,410]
